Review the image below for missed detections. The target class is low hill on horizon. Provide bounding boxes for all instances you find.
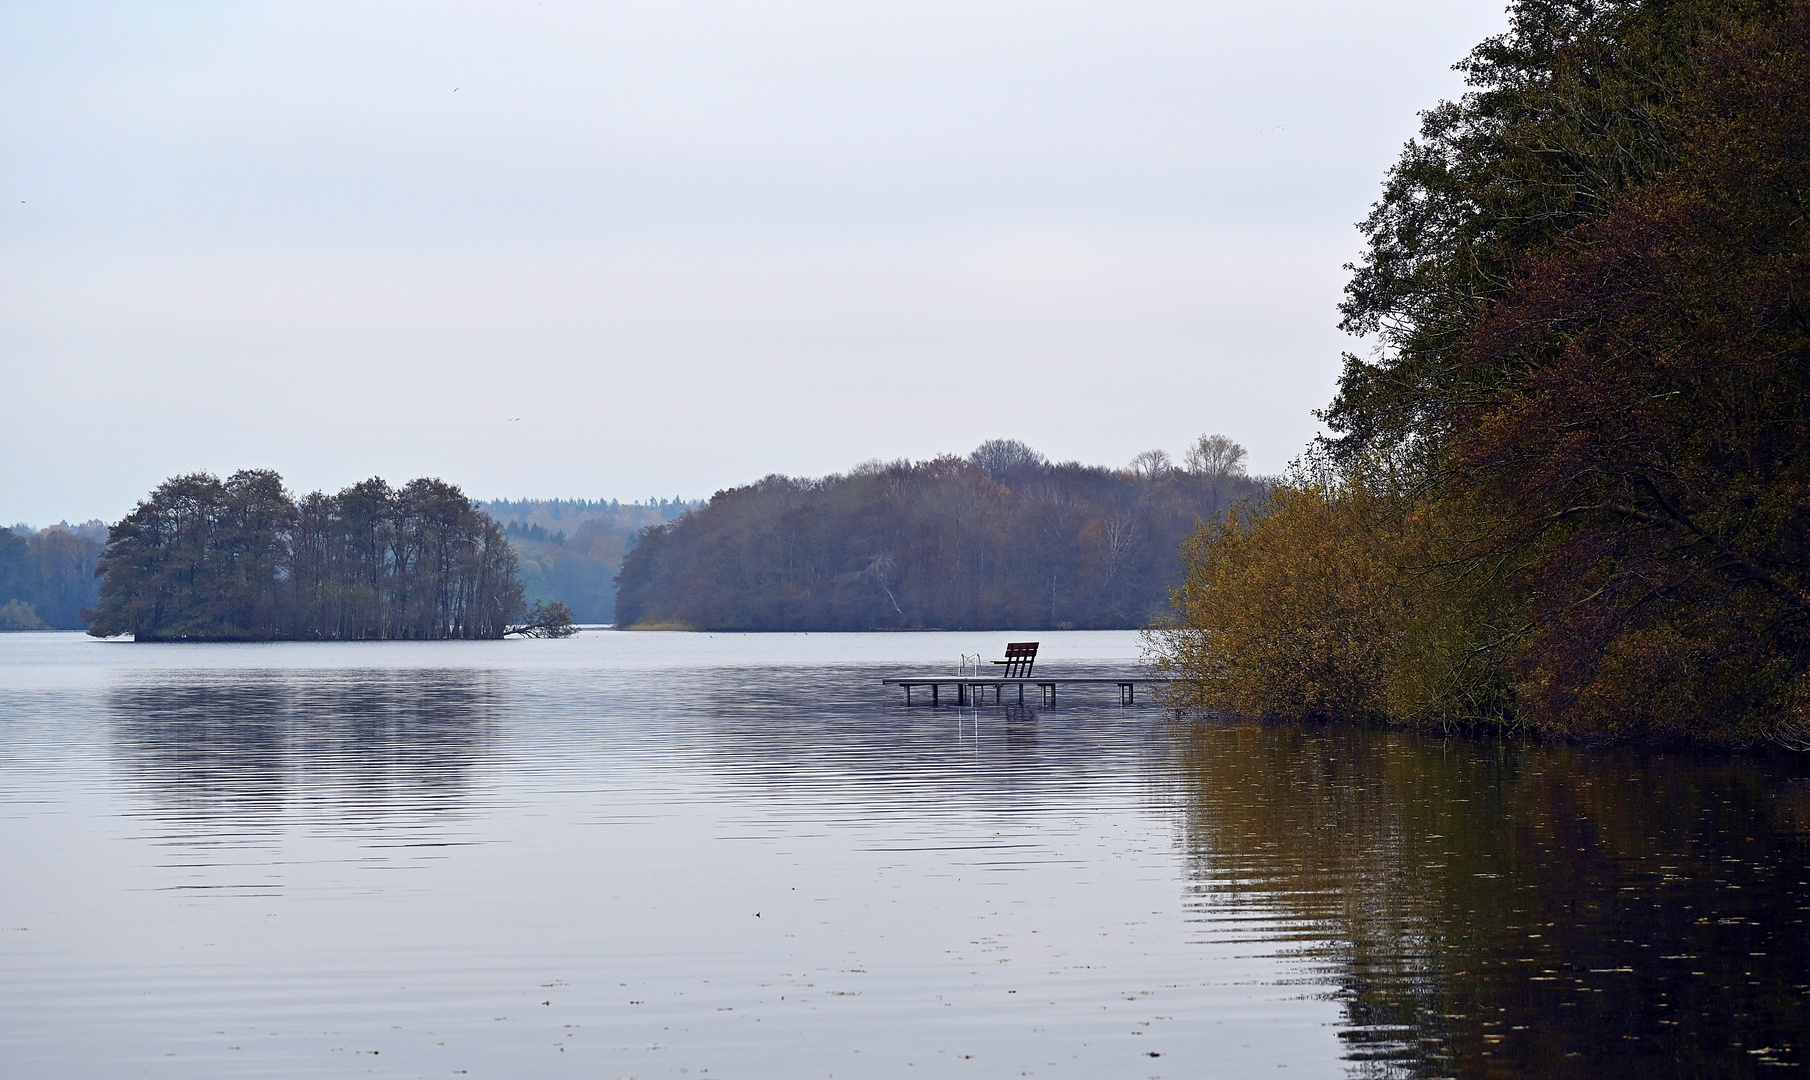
[475,497,701,625]
[616,439,1266,632]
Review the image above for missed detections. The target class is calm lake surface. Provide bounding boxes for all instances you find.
[2,630,1807,1078]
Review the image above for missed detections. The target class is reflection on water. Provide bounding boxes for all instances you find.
[106,670,501,824]
[3,632,1809,1078]
[1173,723,1810,1077]
[686,666,1162,813]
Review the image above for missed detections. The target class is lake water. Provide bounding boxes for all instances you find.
[2,630,1807,1078]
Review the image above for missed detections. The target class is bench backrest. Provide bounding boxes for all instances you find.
[997,641,1039,678]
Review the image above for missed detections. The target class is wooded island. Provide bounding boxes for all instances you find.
[87,471,530,641]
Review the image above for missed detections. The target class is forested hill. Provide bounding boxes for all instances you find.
[475,497,700,624]
[615,439,1266,631]
[0,522,106,630]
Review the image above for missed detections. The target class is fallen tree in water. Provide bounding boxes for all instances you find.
[508,600,579,638]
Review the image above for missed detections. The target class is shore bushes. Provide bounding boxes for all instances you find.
[1154,0,1810,745]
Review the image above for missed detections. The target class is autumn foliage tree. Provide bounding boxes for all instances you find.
[1156,0,1810,744]
[1453,7,1810,740]
[1162,485,1406,720]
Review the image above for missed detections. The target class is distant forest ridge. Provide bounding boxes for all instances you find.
[477,497,699,532]
[5,442,1254,636]
[474,497,702,624]
[616,437,1267,631]
[0,522,106,630]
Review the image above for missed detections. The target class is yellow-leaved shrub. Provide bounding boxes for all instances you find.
[1150,483,1520,729]
[1152,484,1402,720]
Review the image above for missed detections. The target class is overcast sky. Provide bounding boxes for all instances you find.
[2,0,1509,525]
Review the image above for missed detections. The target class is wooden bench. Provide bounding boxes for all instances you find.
[991,642,1038,679]
[905,643,1041,704]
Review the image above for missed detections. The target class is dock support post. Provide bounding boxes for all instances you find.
[1039,683,1056,707]
[1017,682,1024,705]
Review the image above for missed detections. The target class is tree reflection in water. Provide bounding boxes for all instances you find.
[1170,721,1810,1078]
[106,670,502,827]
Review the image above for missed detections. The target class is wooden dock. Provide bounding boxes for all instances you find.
[881,676,1173,707]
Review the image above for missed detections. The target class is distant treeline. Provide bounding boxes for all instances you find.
[480,497,696,527]
[616,438,1266,631]
[89,471,524,641]
[478,497,700,624]
[0,522,106,630]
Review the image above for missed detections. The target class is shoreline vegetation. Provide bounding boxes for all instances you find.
[1150,0,1810,748]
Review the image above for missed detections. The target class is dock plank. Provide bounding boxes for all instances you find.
[881,675,1173,706]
